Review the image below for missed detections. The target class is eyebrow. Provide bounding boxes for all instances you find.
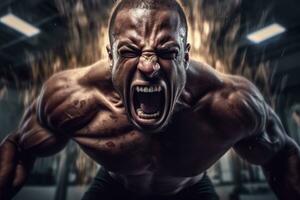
[158,41,181,49]
[117,40,141,51]
[154,33,180,47]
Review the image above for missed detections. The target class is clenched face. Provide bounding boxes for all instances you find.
[108,8,190,133]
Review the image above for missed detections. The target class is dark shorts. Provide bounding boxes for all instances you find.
[82,168,219,200]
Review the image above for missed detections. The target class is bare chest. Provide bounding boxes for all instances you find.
[73,107,231,176]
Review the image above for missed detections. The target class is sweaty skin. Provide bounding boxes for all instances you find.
[1,6,300,200]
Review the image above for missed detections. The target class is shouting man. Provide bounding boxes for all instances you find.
[1,0,300,199]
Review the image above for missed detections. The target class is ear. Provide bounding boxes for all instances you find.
[106,44,113,66]
[184,43,191,70]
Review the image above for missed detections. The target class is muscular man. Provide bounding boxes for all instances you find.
[1,0,300,199]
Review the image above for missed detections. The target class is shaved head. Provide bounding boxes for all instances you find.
[108,0,188,45]
[107,0,191,132]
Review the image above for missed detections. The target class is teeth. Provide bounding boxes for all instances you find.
[135,86,162,93]
[137,108,160,119]
[137,109,143,116]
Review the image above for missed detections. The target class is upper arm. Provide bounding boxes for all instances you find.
[17,99,69,157]
[234,105,287,165]
[17,69,92,157]
[18,64,105,156]
[196,75,267,139]
[198,74,288,165]
[215,76,287,165]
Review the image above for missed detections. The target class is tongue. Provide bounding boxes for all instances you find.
[139,93,161,114]
[141,103,158,114]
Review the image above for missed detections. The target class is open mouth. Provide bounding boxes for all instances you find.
[129,82,168,128]
[135,85,164,119]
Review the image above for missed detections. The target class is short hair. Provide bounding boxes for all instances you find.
[108,0,188,45]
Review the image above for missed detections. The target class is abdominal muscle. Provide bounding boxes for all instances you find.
[108,169,204,195]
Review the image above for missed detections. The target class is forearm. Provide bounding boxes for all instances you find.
[262,137,300,200]
[0,126,68,199]
[0,134,35,200]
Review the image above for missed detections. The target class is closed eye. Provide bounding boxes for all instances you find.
[157,50,179,60]
[119,50,141,58]
[118,45,141,58]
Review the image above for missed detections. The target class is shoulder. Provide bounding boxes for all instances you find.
[187,60,262,96]
[182,60,223,105]
[194,69,268,138]
[43,59,111,89]
[37,59,112,133]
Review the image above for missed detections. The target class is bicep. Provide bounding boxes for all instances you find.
[197,76,267,138]
[197,76,286,164]
[234,105,287,165]
[17,101,69,157]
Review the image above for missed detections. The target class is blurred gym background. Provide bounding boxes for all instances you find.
[0,0,299,199]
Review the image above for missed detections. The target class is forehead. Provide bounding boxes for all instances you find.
[112,8,184,45]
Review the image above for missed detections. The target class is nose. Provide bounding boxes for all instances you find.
[137,53,161,79]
